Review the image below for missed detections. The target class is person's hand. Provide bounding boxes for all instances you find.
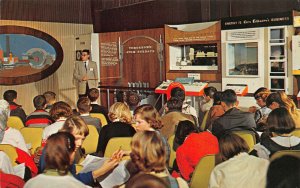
[248,106,257,113]
[102,158,119,172]
[82,75,88,81]
[111,149,130,161]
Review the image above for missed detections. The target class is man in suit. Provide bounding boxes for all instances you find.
[73,49,99,98]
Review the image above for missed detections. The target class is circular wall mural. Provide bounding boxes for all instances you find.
[0,26,64,85]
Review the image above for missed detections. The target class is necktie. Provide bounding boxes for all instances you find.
[84,62,87,71]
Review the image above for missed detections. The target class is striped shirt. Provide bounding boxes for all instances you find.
[25,109,53,128]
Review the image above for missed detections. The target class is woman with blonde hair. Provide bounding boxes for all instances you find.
[97,102,136,156]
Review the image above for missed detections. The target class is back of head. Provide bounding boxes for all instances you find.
[45,132,75,175]
[166,97,183,111]
[3,90,17,103]
[277,91,297,114]
[130,131,166,173]
[253,87,269,98]
[33,95,46,110]
[267,107,295,135]
[116,91,126,103]
[43,91,56,104]
[134,104,162,130]
[50,101,73,121]
[175,120,198,146]
[87,88,99,102]
[108,102,132,123]
[213,91,223,105]
[125,173,168,188]
[221,89,237,106]
[266,92,284,108]
[266,155,300,188]
[77,97,91,114]
[204,87,217,98]
[170,87,185,102]
[219,133,249,161]
[60,115,89,137]
[0,100,10,133]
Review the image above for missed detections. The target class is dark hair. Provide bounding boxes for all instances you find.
[170,87,185,102]
[204,87,217,98]
[221,89,237,106]
[50,101,73,121]
[253,87,268,98]
[43,91,56,103]
[3,90,17,102]
[33,95,46,110]
[175,120,198,146]
[166,97,183,111]
[266,155,300,188]
[77,97,91,114]
[87,88,99,102]
[134,104,162,129]
[82,49,90,55]
[45,132,75,175]
[213,91,223,105]
[219,133,249,161]
[125,173,168,188]
[266,92,284,108]
[116,91,126,103]
[267,107,295,134]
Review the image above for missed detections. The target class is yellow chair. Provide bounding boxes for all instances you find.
[90,113,108,126]
[270,150,300,161]
[82,125,99,154]
[232,130,256,151]
[20,127,43,155]
[190,154,216,188]
[7,116,24,130]
[75,164,84,174]
[104,137,132,159]
[291,128,300,138]
[200,111,209,131]
[0,144,18,166]
[167,135,176,169]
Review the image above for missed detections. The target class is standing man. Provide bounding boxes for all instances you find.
[73,49,99,98]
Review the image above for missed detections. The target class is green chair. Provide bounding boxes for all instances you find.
[167,135,176,169]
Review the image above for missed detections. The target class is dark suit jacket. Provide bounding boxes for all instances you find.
[212,107,256,138]
[90,104,110,123]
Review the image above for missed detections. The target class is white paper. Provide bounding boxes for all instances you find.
[80,155,107,173]
[13,163,25,179]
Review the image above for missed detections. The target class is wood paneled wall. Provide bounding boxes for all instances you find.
[0,20,93,113]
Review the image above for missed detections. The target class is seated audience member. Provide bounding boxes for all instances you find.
[266,155,300,188]
[3,90,26,124]
[123,131,189,188]
[77,97,101,133]
[199,86,217,113]
[0,151,25,188]
[249,87,271,131]
[25,132,87,187]
[125,173,168,188]
[88,88,110,123]
[26,95,53,127]
[97,102,136,156]
[43,91,56,112]
[134,104,170,162]
[266,91,300,128]
[209,133,269,188]
[0,100,38,179]
[250,108,300,160]
[160,97,195,139]
[171,87,197,119]
[174,120,219,181]
[42,101,73,144]
[205,91,225,131]
[212,89,256,138]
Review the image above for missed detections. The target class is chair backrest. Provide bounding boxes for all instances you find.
[270,150,300,161]
[291,128,300,138]
[232,130,256,151]
[167,135,176,169]
[200,111,209,131]
[104,137,132,159]
[7,116,24,130]
[20,127,43,154]
[0,144,18,166]
[90,113,108,126]
[190,154,216,188]
[82,125,99,154]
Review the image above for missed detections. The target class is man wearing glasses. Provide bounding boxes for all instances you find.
[73,49,99,98]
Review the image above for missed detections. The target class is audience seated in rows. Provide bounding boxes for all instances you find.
[205,91,225,131]
[43,91,56,113]
[3,90,26,124]
[26,95,53,128]
[250,107,300,160]
[97,102,136,156]
[88,88,110,123]
[209,133,269,188]
[77,97,101,133]
[160,97,195,139]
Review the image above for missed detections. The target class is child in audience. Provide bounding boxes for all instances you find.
[88,88,110,123]
[199,86,217,113]
[43,91,56,112]
[26,95,53,127]
[209,133,269,188]
[205,91,225,131]
[3,90,26,124]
